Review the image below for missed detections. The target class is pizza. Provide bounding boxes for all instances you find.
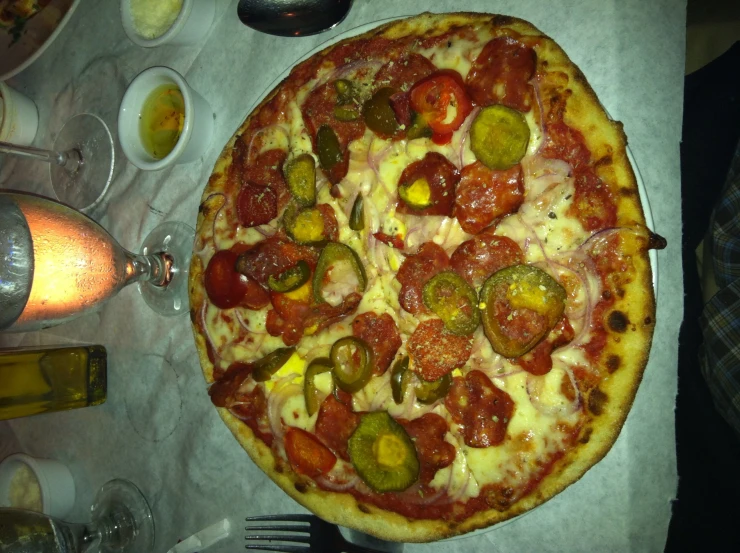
[189,12,666,542]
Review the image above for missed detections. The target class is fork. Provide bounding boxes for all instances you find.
[245,514,404,553]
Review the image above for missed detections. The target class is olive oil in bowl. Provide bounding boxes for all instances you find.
[139,83,185,160]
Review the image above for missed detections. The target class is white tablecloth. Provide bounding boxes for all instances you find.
[0,0,685,551]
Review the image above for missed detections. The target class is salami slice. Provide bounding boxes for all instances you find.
[302,82,366,184]
[407,319,473,381]
[445,370,514,447]
[315,394,361,461]
[450,230,523,289]
[235,236,320,288]
[352,312,402,375]
[514,317,575,375]
[466,36,536,112]
[396,242,450,314]
[374,53,437,91]
[396,153,460,216]
[454,162,524,235]
[399,413,456,484]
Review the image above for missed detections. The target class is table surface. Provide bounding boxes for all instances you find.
[0,1,686,551]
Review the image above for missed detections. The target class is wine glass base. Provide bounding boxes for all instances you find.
[50,113,115,212]
[90,479,154,553]
[139,221,195,317]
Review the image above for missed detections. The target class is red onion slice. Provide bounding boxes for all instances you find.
[526,368,581,417]
[267,378,303,443]
[457,107,480,169]
[530,75,548,154]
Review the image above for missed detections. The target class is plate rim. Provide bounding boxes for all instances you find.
[0,0,82,82]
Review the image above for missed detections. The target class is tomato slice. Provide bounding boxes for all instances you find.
[205,250,250,309]
[284,427,337,477]
[409,70,472,143]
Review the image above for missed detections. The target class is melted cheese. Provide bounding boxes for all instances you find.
[200,29,601,503]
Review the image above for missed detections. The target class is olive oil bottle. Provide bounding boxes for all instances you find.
[0,345,106,421]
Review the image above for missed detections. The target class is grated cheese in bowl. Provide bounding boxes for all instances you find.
[8,463,42,511]
[130,0,183,39]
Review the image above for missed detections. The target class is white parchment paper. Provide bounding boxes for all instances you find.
[0,0,685,551]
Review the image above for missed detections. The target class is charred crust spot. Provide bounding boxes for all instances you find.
[357,503,372,514]
[294,482,308,494]
[189,309,197,324]
[608,310,629,333]
[588,388,608,415]
[602,289,612,300]
[648,232,668,250]
[606,354,621,373]
[491,14,515,26]
[619,187,637,197]
[594,155,613,168]
[616,288,626,298]
[579,427,593,444]
[644,316,653,325]
[274,464,283,474]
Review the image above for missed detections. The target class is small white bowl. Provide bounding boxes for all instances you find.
[118,66,214,171]
[120,0,216,48]
[0,82,39,146]
[0,453,75,519]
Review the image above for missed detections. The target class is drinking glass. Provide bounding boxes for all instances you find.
[0,192,193,333]
[0,479,154,552]
[0,113,116,211]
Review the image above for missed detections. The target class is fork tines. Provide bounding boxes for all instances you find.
[245,515,313,553]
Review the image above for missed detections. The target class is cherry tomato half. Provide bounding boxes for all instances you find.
[205,249,249,309]
[409,70,473,144]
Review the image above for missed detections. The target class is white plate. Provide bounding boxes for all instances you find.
[0,0,80,81]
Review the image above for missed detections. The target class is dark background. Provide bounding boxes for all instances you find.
[666,1,740,550]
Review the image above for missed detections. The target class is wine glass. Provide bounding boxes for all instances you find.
[0,113,116,212]
[0,479,154,552]
[0,192,193,333]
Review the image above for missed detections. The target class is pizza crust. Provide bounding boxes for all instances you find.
[189,12,658,543]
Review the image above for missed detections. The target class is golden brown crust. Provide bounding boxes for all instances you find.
[188,11,657,543]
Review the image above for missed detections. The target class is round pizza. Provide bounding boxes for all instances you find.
[189,12,666,542]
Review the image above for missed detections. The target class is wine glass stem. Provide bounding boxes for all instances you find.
[0,140,79,170]
[124,251,171,288]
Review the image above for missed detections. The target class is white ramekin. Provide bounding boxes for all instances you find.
[118,66,214,171]
[0,453,75,519]
[120,0,216,48]
[0,82,39,146]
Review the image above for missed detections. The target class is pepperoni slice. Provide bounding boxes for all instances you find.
[374,53,437,91]
[236,184,278,228]
[352,312,402,375]
[268,290,362,347]
[514,317,575,375]
[396,153,460,216]
[450,230,523,289]
[373,232,405,249]
[465,36,536,112]
[284,427,337,477]
[407,319,473,381]
[315,394,361,461]
[454,162,524,235]
[315,204,340,242]
[396,242,450,314]
[302,81,365,184]
[235,236,319,288]
[230,385,273,447]
[445,370,514,447]
[245,148,291,211]
[398,413,456,484]
[541,99,617,231]
[208,361,253,408]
